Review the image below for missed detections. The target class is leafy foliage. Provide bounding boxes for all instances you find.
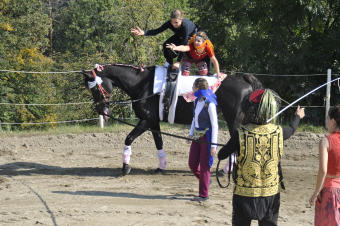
[0,0,338,130]
[0,0,54,129]
[189,0,340,124]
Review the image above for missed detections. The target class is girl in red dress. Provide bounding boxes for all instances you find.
[166,31,222,78]
[309,105,340,226]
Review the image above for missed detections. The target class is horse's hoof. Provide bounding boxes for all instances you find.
[154,168,165,174]
[122,163,131,176]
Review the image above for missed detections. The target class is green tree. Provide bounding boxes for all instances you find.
[0,0,56,129]
[189,0,340,124]
[51,0,196,124]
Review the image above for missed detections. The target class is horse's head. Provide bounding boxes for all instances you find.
[82,69,112,115]
[82,63,153,116]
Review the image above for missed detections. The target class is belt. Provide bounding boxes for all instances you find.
[192,128,209,140]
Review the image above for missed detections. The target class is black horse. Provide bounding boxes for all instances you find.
[82,63,262,175]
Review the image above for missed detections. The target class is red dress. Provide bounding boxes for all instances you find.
[315,131,340,226]
[181,35,215,76]
[187,41,214,61]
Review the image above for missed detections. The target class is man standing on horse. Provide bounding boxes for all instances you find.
[131,9,197,73]
[131,9,197,118]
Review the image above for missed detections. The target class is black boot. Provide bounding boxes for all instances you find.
[162,66,178,119]
[167,66,179,81]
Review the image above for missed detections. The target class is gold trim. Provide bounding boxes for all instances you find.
[234,124,283,197]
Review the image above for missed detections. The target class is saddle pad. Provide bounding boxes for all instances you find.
[154,66,167,94]
[154,65,227,97]
[155,65,227,124]
[181,73,227,102]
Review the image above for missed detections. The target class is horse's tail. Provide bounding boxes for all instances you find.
[243,73,263,91]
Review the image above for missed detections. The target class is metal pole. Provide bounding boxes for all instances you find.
[130,103,133,120]
[325,69,331,127]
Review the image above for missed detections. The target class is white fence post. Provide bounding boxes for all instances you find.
[325,69,331,127]
[130,103,133,120]
[99,115,104,129]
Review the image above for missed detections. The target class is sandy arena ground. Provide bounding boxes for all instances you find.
[0,127,323,225]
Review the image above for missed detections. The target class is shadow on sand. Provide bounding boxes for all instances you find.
[0,162,191,177]
[52,190,193,201]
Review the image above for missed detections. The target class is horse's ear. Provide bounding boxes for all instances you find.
[82,70,94,80]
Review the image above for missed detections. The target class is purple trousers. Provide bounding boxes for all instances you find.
[188,136,211,198]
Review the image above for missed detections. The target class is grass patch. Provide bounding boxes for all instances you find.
[160,122,190,130]
[0,119,327,137]
[297,123,327,133]
[0,120,193,137]
[0,121,135,137]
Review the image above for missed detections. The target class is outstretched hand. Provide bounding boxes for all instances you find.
[131,26,144,36]
[296,105,305,119]
[166,43,176,51]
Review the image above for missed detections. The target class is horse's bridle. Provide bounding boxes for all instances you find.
[91,69,111,103]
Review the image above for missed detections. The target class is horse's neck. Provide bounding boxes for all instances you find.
[105,65,153,97]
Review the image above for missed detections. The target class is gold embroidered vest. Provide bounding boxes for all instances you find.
[234,123,283,197]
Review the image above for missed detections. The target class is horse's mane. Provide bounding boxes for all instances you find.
[102,63,152,73]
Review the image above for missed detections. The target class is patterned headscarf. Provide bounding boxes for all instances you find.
[246,89,280,124]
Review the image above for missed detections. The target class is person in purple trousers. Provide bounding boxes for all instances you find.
[188,78,218,202]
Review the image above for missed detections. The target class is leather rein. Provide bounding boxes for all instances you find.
[91,69,111,103]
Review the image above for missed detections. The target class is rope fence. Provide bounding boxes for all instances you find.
[0,102,92,106]
[0,118,99,125]
[230,72,330,77]
[0,69,84,74]
[1,68,339,127]
[1,68,339,77]
[0,117,140,126]
[0,69,94,126]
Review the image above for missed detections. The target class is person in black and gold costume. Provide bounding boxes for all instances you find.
[218,89,305,226]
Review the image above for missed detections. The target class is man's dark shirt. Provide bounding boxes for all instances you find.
[144,19,197,46]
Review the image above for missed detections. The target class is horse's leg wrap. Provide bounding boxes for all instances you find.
[122,145,132,164]
[157,149,167,169]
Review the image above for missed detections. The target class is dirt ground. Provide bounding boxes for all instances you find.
[0,127,324,226]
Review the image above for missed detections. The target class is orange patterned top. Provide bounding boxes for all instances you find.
[187,34,215,60]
